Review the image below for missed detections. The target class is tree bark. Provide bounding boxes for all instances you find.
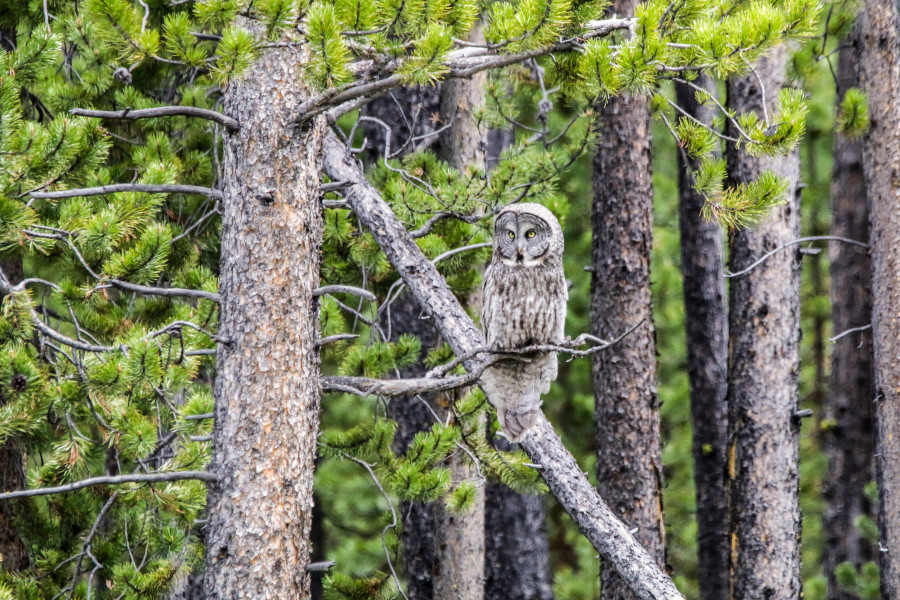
[0,257,28,572]
[674,76,730,600]
[823,24,876,600]
[725,46,803,600]
[430,37,488,600]
[203,35,325,600]
[591,1,667,594]
[322,130,685,600]
[857,0,900,594]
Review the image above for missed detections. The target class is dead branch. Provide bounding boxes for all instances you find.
[321,131,684,600]
[0,471,217,501]
[70,106,240,131]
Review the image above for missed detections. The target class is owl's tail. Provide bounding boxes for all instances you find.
[498,406,540,442]
[497,383,543,442]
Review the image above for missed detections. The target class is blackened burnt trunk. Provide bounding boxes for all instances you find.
[674,77,730,600]
[823,23,877,600]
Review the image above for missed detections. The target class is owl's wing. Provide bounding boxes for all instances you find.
[481,263,499,347]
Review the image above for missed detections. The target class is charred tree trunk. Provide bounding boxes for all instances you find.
[363,87,443,600]
[0,258,28,573]
[858,0,900,594]
[674,77,730,600]
[823,24,877,600]
[203,35,325,600]
[725,46,802,600]
[590,3,667,593]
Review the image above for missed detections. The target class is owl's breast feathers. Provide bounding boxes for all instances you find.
[481,257,567,350]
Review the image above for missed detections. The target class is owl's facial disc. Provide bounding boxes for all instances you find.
[495,211,552,267]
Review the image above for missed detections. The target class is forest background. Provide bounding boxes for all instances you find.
[0,0,892,599]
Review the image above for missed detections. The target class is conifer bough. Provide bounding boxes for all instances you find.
[322,132,684,600]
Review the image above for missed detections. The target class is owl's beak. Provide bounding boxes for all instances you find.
[516,242,525,261]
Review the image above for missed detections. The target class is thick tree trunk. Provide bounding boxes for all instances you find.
[857,0,900,594]
[674,77,730,600]
[203,36,325,600]
[823,25,876,600]
[591,2,666,594]
[725,46,802,600]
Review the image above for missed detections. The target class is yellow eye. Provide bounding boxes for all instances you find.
[508,231,515,239]
[526,230,536,238]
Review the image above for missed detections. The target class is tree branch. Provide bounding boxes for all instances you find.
[70,106,240,131]
[30,184,223,200]
[321,131,684,600]
[297,18,636,123]
[0,471,217,501]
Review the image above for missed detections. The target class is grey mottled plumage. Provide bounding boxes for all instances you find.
[480,203,567,441]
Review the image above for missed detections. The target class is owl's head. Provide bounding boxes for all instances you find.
[492,203,564,267]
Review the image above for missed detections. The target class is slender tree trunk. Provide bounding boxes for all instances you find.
[857,0,900,594]
[823,24,876,600]
[0,257,28,573]
[363,87,443,600]
[590,2,667,593]
[431,44,487,598]
[725,46,802,600]
[203,35,325,599]
[674,77,730,600]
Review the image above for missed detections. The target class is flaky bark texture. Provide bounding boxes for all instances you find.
[725,46,802,600]
[591,3,666,592]
[203,37,325,600]
[0,257,28,572]
[858,0,900,594]
[674,77,730,600]
[824,26,876,600]
[323,131,685,600]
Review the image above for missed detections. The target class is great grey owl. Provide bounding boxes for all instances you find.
[480,203,567,441]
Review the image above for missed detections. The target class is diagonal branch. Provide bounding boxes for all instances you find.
[70,106,240,131]
[321,131,684,600]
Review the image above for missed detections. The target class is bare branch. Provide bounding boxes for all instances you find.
[184,412,215,421]
[313,284,377,302]
[725,235,869,278]
[0,471,217,501]
[70,106,240,131]
[30,184,223,200]
[321,131,684,600]
[829,323,872,343]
